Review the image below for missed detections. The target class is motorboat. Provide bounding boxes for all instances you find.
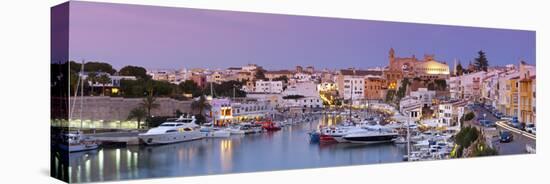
[320,126,363,143]
[58,130,99,152]
[200,126,231,138]
[342,125,399,144]
[257,120,281,131]
[138,115,203,145]
[226,125,246,135]
[308,130,320,143]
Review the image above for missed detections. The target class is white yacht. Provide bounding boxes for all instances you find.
[342,125,399,144]
[320,126,363,143]
[58,131,99,152]
[138,115,203,145]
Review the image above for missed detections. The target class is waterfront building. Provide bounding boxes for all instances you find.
[448,77,461,99]
[496,71,519,116]
[518,61,536,124]
[336,69,381,101]
[400,97,423,121]
[437,100,467,127]
[209,98,233,126]
[231,98,273,122]
[409,88,436,108]
[452,71,486,101]
[254,80,284,94]
[282,81,323,109]
[364,73,386,101]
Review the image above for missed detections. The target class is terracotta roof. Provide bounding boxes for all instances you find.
[265,70,294,75]
[339,69,382,76]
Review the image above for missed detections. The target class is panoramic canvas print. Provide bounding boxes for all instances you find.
[51,1,536,183]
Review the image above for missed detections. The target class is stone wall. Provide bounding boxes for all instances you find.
[69,96,193,121]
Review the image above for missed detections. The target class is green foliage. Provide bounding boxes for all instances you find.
[194,114,208,124]
[191,95,212,120]
[472,141,498,157]
[127,107,147,129]
[70,61,116,74]
[209,81,246,98]
[427,82,436,91]
[119,65,149,79]
[464,112,475,121]
[434,79,447,90]
[455,126,479,149]
[456,62,464,76]
[179,80,201,96]
[140,95,159,118]
[175,109,184,117]
[97,74,111,96]
[272,75,289,84]
[385,89,395,103]
[395,78,409,101]
[474,50,489,72]
[254,69,266,80]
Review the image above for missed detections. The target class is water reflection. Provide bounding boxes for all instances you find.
[68,114,405,182]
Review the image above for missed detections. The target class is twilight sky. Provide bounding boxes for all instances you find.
[67,1,535,70]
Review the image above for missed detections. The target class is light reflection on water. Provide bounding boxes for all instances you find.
[68,114,406,183]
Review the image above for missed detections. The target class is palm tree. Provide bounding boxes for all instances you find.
[191,95,211,124]
[87,72,98,96]
[140,92,159,128]
[97,74,111,96]
[127,107,147,129]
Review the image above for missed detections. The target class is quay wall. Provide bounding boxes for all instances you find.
[69,96,193,121]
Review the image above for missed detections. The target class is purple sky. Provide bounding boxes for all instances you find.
[67,1,535,70]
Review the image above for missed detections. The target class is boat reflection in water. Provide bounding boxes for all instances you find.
[69,114,406,183]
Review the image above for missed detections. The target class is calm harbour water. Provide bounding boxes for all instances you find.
[67,115,406,183]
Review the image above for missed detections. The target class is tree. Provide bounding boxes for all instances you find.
[97,74,111,96]
[456,62,464,76]
[464,112,475,121]
[474,50,489,72]
[86,72,98,96]
[140,91,160,128]
[191,95,211,124]
[254,69,266,80]
[179,80,200,96]
[127,107,147,129]
[119,65,149,79]
[273,75,289,84]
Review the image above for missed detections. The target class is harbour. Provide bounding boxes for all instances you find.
[61,113,406,183]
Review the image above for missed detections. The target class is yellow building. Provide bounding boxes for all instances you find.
[506,77,519,117]
[518,61,536,124]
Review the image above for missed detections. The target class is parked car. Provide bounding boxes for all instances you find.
[494,112,503,119]
[526,124,536,134]
[510,117,522,129]
[500,131,514,143]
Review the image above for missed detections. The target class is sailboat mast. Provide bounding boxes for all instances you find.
[80,60,85,129]
[349,79,354,121]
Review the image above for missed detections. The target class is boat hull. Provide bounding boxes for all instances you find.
[59,143,99,152]
[139,131,203,145]
[343,134,398,144]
